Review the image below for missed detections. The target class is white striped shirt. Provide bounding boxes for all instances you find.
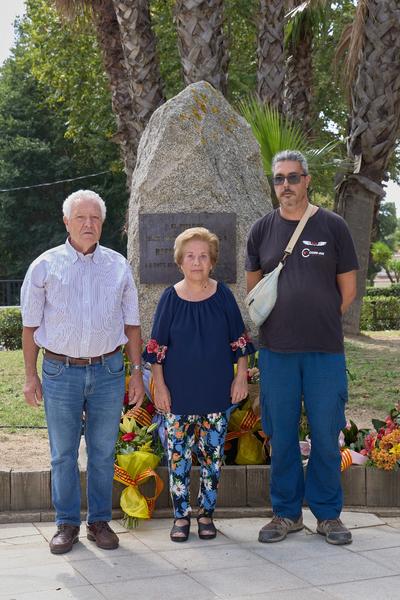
[21,239,140,357]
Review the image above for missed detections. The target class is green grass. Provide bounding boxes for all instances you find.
[345,333,400,414]
[0,349,46,430]
[0,332,399,430]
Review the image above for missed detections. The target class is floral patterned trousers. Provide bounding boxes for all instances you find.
[165,412,228,519]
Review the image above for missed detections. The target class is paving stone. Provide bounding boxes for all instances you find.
[191,564,307,596]
[227,590,336,600]
[360,546,400,573]
[280,552,394,586]
[214,516,271,543]
[247,531,343,565]
[0,563,87,596]
[0,586,106,600]
[159,543,267,572]
[97,573,219,600]
[321,574,400,600]
[344,525,400,553]
[132,524,232,551]
[69,552,178,584]
[0,523,39,540]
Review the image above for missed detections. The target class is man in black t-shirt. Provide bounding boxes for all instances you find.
[246,150,359,546]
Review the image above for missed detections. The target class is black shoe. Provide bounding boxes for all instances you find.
[197,515,217,540]
[170,518,191,542]
[49,524,80,554]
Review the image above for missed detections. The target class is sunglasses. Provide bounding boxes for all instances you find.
[272,173,307,185]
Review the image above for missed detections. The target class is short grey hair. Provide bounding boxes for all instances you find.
[272,150,309,175]
[62,190,106,221]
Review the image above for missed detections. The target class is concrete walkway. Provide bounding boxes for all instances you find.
[0,509,399,600]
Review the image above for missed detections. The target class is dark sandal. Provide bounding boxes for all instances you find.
[197,515,217,540]
[170,518,190,542]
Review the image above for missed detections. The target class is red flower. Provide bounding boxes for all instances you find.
[121,432,136,442]
[146,339,159,353]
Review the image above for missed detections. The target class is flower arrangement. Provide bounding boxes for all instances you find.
[298,404,400,472]
[114,365,165,528]
[359,404,400,471]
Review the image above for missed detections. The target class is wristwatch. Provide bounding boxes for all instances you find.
[129,363,142,374]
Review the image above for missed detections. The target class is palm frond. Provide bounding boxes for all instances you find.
[345,0,368,92]
[285,0,329,46]
[238,97,341,175]
[238,97,307,174]
[52,0,95,19]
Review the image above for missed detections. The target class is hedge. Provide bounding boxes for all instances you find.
[360,296,400,331]
[0,307,22,350]
[365,284,400,298]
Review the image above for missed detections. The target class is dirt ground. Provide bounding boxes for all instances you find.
[1,333,398,470]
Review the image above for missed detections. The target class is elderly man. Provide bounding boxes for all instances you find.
[246,151,359,546]
[21,189,144,554]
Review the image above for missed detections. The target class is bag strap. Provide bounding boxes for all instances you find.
[281,203,315,263]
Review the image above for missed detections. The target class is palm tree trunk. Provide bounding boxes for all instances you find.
[112,0,165,131]
[335,0,400,333]
[284,34,313,136]
[93,0,137,189]
[174,0,229,95]
[256,0,285,110]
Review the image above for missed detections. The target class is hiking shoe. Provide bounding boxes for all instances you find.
[317,518,352,545]
[258,514,304,543]
[49,524,80,554]
[87,521,119,549]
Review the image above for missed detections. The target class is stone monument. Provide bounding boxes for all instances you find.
[127,81,272,337]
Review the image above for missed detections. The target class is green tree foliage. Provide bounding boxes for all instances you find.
[378,201,398,250]
[0,24,127,278]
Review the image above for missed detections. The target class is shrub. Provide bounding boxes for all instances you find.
[360,296,400,331]
[365,284,400,298]
[0,308,23,350]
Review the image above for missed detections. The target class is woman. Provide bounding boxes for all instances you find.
[143,227,254,542]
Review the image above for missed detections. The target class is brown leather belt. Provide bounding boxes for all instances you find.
[43,346,121,366]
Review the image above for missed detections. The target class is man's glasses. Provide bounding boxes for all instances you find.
[272,173,307,186]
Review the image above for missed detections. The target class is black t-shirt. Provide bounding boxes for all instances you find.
[245,207,359,353]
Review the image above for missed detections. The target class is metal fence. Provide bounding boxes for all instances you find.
[0,280,23,306]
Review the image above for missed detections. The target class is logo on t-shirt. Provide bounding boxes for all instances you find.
[301,240,326,258]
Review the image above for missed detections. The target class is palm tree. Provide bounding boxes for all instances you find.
[52,0,165,189]
[335,0,400,333]
[174,0,229,95]
[284,0,329,137]
[256,0,285,110]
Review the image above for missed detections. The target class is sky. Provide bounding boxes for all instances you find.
[0,1,400,217]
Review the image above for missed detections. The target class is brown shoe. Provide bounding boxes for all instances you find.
[49,524,80,554]
[258,515,304,543]
[86,521,119,549]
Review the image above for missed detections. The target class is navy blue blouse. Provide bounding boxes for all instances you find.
[143,282,254,415]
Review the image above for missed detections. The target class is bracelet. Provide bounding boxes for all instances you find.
[129,363,142,374]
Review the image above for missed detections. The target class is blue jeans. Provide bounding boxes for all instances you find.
[259,349,347,521]
[42,351,125,526]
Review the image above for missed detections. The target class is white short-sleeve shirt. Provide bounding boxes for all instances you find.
[21,239,140,357]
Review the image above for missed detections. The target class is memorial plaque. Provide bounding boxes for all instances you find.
[139,212,236,284]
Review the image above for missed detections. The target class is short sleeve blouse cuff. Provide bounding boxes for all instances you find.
[230,333,255,361]
[142,339,168,364]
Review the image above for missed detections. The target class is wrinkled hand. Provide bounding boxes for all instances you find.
[24,374,43,407]
[128,372,145,408]
[230,373,248,405]
[153,382,171,413]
